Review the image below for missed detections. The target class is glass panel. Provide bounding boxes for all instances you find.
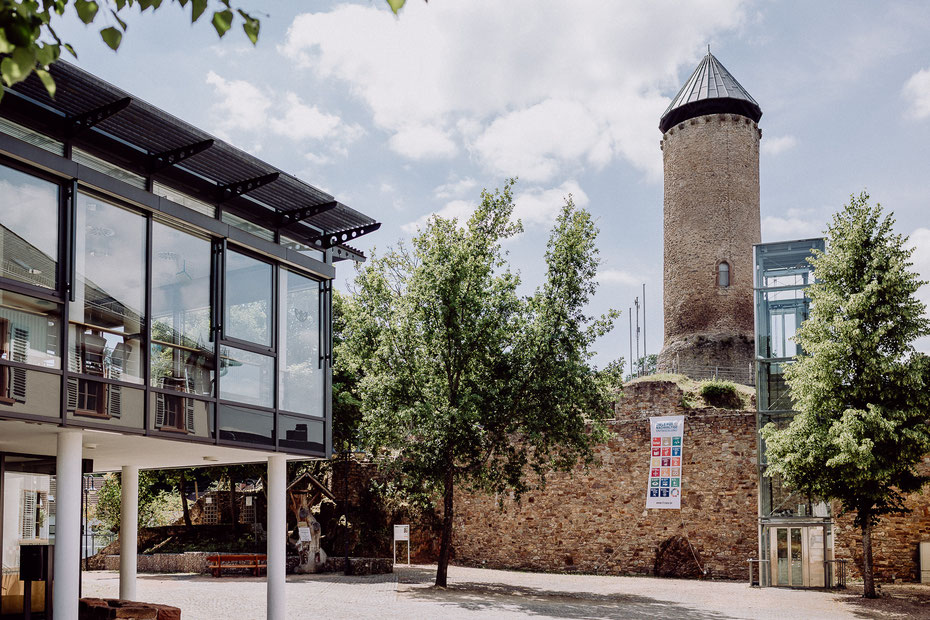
[224,250,272,346]
[219,345,273,408]
[776,528,788,586]
[280,235,324,261]
[151,222,214,394]
[149,392,214,439]
[278,415,324,452]
[72,148,146,189]
[2,467,54,615]
[65,378,144,429]
[151,344,214,396]
[0,289,61,369]
[0,164,59,290]
[69,194,146,384]
[152,182,216,218]
[0,117,64,155]
[218,404,274,446]
[791,528,803,585]
[222,212,275,242]
[0,367,60,418]
[279,269,322,415]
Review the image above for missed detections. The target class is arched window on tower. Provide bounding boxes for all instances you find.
[717,261,730,288]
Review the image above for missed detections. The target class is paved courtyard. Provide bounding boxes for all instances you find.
[81,565,930,620]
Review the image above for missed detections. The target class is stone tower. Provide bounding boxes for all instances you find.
[656,51,762,380]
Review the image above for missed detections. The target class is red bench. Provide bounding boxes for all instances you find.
[206,554,267,577]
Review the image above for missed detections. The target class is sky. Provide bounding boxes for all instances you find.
[51,0,930,368]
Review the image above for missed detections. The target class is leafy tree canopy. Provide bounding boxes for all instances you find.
[340,180,620,585]
[760,191,930,596]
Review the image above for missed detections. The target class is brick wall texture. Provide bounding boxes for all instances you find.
[658,114,761,374]
[453,379,930,582]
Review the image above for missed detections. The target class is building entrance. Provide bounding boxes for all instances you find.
[767,524,832,588]
[1,454,56,620]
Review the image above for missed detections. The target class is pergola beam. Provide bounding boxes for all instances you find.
[65,97,132,138]
[148,139,214,173]
[216,172,280,202]
[309,222,381,250]
[276,201,338,227]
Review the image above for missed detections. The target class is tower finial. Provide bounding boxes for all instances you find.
[707,43,711,54]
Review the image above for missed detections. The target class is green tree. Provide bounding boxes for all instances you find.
[760,192,930,598]
[341,180,618,586]
[332,289,363,451]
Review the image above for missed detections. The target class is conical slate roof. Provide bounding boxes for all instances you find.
[659,51,762,133]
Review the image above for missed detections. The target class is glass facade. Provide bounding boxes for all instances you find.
[0,156,333,456]
[755,238,827,520]
[224,250,273,347]
[279,269,323,416]
[0,165,59,290]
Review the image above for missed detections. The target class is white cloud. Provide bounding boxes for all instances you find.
[909,227,930,353]
[597,269,640,287]
[279,0,748,180]
[401,199,475,234]
[762,208,823,241]
[205,71,271,135]
[513,180,589,227]
[434,177,477,200]
[206,74,360,160]
[761,135,797,156]
[472,99,607,182]
[903,68,930,120]
[388,125,457,160]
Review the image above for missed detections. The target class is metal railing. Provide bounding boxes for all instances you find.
[749,558,847,588]
[747,558,770,587]
[672,363,755,386]
[824,559,847,589]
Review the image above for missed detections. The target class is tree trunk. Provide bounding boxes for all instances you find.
[861,519,877,598]
[435,464,455,587]
[179,471,192,527]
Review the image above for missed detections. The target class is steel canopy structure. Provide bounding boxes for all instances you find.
[2,61,379,260]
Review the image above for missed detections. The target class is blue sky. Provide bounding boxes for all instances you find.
[53,0,930,367]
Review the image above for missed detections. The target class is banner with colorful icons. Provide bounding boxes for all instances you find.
[646,415,684,510]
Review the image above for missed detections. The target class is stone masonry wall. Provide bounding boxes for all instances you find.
[834,456,930,582]
[454,380,759,579]
[658,114,761,374]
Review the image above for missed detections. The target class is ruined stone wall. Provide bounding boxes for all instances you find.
[453,380,759,579]
[658,114,761,374]
[833,456,930,582]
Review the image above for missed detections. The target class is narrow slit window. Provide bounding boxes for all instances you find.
[717,261,730,287]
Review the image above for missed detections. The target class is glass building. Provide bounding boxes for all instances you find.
[0,62,378,618]
[754,238,835,588]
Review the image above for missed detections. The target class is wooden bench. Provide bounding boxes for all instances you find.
[206,554,267,578]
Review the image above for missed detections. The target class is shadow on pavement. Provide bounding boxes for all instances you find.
[397,567,734,620]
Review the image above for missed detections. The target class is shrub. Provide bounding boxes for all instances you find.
[699,379,743,409]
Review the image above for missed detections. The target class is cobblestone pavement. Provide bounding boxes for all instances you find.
[81,565,928,620]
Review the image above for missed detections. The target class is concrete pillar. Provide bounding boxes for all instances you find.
[54,429,82,620]
[267,454,286,620]
[119,465,139,601]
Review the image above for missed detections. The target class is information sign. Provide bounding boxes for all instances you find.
[646,416,685,509]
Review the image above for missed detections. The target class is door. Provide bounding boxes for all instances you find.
[771,527,805,587]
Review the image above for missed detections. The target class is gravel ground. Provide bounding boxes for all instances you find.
[80,565,930,620]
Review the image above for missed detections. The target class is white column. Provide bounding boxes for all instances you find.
[267,454,286,620]
[54,429,82,620]
[119,465,139,601]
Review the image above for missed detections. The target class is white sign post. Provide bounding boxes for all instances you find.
[646,415,685,510]
[393,524,410,565]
